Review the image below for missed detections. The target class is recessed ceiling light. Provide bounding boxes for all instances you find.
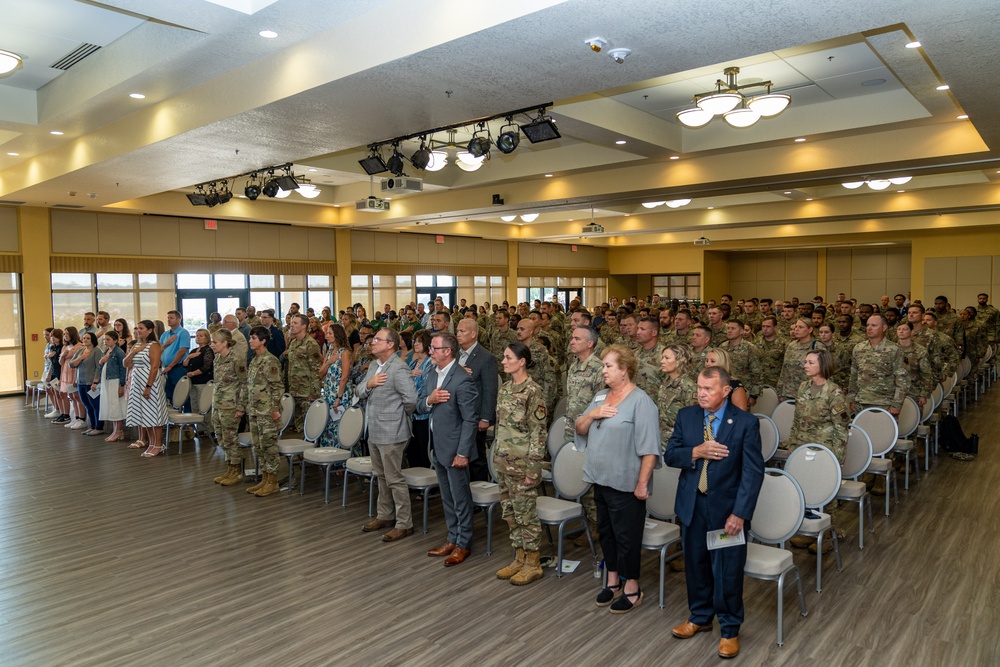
[129,93,145,99]
[707,206,714,210]
[861,79,886,87]
[806,198,814,201]
[905,41,921,49]
[50,131,64,135]
[783,191,792,195]
[957,114,969,119]
[897,190,905,193]
[794,137,806,142]
[669,155,680,160]
[615,140,627,145]
[6,152,18,156]
[308,168,317,172]
[544,174,553,178]
[259,30,278,38]
[936,84,950,91]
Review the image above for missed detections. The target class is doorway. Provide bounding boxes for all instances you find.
[177,289,250,334]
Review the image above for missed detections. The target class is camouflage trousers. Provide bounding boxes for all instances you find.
[291,395,311,432]
[249,414,280,473]
[212,408,241,464]
[494,455,542,551]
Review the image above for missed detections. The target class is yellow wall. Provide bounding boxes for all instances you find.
[21,207,52,382]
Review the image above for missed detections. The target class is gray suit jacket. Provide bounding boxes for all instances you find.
[461,343,499,424]
[356,354,417,445]
[416,361,480,462]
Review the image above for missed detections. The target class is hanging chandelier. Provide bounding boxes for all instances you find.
[676,66,791,129]
[842,176,911,191]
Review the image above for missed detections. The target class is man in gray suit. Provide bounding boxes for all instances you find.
[356,329,418,542]
[456,319,499,483]
[418,332,480,566]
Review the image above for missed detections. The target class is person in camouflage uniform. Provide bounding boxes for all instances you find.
[848,314,908,414]
[240,327,285,497]
[959,306,986,366]
[633,318,665,399]
[493,341,549,586]
[976,293,1000,343]
[777,319,827,401]
[488,310,519,368]
[657,343,698,449]
[787,350,850,462]
[564,325,606,545]
[599,311,623,346]
[896,322,934,404]
[285,313,322,432]
[933,296,964,351]
[685,325,713,382]
[755,316,786,389]
[210,329,248,486]
[721,319,762,404]
[917,311,960,383]
[244,306,261,329]
[818,322,853,391]
[707,307,728,348]
[516,317,558,417]
[742,300,763,333]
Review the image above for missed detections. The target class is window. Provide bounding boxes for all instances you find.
[652,274,700,302]
[176,274,210,289]
[214,274,247,289]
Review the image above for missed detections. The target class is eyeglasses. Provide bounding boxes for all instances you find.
[430,346,449,351]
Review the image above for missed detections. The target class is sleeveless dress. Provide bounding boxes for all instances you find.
[125,345,169,427]
[319,347,354,447]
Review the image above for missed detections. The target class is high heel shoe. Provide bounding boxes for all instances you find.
[127,440,145,449]
[105,433,124,442]
[140,445,165,457]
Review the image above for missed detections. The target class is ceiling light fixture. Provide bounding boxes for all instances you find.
[426,150,448,172]
[274,188,292,199]
[842,176,911,191]
[794,137,807,142]
[520,109,561,143]
[410,138,433,170]
[615,139,627,145]
[262,170,281,198]
[386,145,406,177]
[273,166,298,192]
[677,66,790,128]
[957,114,969,119]
[6,152,18,156]
[50,131,64,136]
[359,147,388,175]
[296,184,321,199]
[936,84,950,90]
[244,173,262,200]
[666,199,692,208]
[495,118,520,154]
[519,213,539,222]
[129,93,145,99]
[500,215,517,222]
[187,185,208,206]
[0,49,23,76]
[905,41,921,49]
[641,201,666,209]
[455,151,485,172]
[259,30,278,38]
[467,123,492,158]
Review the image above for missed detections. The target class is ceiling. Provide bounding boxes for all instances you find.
[1,0,999,250]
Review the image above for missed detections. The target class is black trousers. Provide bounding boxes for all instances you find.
[594,484,646,581]
[469,429,490,482]
[405,419,430,468]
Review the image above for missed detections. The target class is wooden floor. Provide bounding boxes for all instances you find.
[3,391,1000,667]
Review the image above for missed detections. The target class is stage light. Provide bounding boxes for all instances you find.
[495,119,520,154]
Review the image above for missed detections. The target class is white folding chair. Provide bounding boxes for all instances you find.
[835,426,874,549]
[402,441,439,534]
[470,442,502,555]
[852,407,899,516]
[757,414,780,462]
[891,397,921,489]
[300,405,361,503]
[641,465,682,608]
[785,444,843,592]
[276,399,328,490]
[239,393,294,479]
[769,400,795,465]
[535,445,597,577]
[753,385,780,418]
[540,415,570,488]
[166,380,214,454]
[745,468,808,647]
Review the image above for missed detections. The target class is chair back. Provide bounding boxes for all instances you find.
[841,425,873,480]
[748,468,805,545]
[959,357,972,380]
[753,386,780,418]
[930,384,943,411]
[771,400,796,444]
[278,393,295,433]
[338,406,364,449]
[547,415,570,458]
[757,414,779,462]
[302,399,330,442]
[171,376,191,410]
[550,445,591,501]
[785,444,842,509]
[897,397,920,439]
[919,395,933,424]
[198,381,215,414]
[487,442,498,482]
[851,407,898,457]
[646,465,679,521]
[553,395,568,420]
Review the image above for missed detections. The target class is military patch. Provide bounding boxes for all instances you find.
[271,365,279,374]
[533,405,547,421]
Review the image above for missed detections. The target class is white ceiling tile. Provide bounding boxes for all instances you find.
[781,42,884,80]
[814,67,903,100]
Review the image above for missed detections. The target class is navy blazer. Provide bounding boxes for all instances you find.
[461,343,498,424]
[664,401,764,528]
[416,362,480,462]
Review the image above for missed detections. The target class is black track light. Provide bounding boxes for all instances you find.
[410,139,432,170]
[187,186,208,206]
[520,113,561,143]
[262,176,280,198]
[386,146,405,176]
[204,184,220,207]
[495,119,520,154]
[359,149,388,175]
[467,124,491,158]
[217,189,233,205]
[244,174,261,200]
[274,169,298,191]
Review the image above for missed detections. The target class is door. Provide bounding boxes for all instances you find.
[177,289,250,334]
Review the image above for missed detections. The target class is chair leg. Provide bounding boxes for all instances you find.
[913,451,920,482]
[815,532,824,593]
[832,528,842,572]
[322,465,332,504]
[892,469,899,506]
[485,503,494,556]
[368,476,376,517]
[659,546,667,609]
[776,571,786,647]
[555,521,566,578]
[858,499,864,550]
[341,472,350,507]
[422,491,429,534]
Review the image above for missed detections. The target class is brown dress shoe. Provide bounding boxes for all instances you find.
[672,621,713,639]
[718,636,740,658]
[381,527,414,542]
[427,542,458,557]
[361,519,393,533]
[443,547,471,566]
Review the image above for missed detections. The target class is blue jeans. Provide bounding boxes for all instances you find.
[78,383,103,430]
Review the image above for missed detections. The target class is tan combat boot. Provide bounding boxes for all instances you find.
[254,471,281,497]
[246,473,267,494]
[218,464,243,486]
[510,550,543,586]
[496,547,525,580]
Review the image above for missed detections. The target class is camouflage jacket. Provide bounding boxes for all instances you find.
[898,342,934,400]
[494,377,548,477]
[563,352,606,443]
[912,326,959,382]
[242,351,284,417]
[788,379,850,462]
[848,338,908,409]
[634,342,665,400]
[722,339,762,399]
[212,348,247,411]
[285,335,322,397]
[754,335,786,389]
[777,339,827,401]
[657,374,697,449]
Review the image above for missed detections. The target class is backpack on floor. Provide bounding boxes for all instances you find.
[939,415,977,454]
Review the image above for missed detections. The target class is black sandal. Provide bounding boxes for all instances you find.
[609,588,643,614]
[595,581,623,606]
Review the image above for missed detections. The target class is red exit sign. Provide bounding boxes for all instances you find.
[204,219,218,230]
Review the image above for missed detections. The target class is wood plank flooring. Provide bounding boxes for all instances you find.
[2,391,999,666]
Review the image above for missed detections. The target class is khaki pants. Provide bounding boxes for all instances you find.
[370,442,412,530]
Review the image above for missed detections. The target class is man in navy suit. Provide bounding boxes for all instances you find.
[456,319,499,483]
[417,332,480,566]
[665,366,764,660]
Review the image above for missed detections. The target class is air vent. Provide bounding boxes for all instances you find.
[50,43,101,71]
[53,204,86,209]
